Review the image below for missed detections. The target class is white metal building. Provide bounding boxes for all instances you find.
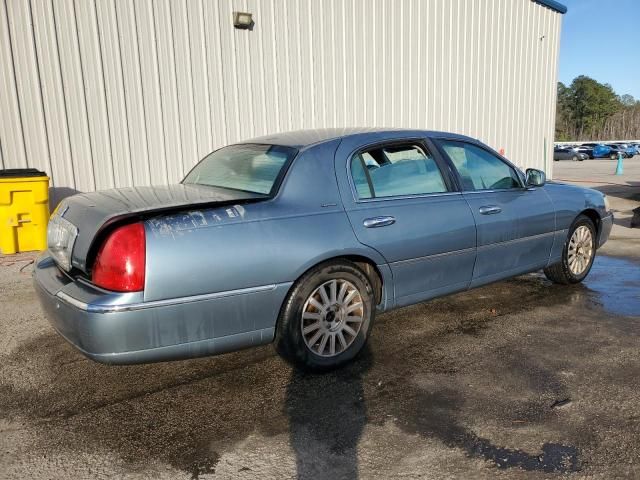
[0,0,566,203]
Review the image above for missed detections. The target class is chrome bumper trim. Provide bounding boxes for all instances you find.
[56,284,278,314]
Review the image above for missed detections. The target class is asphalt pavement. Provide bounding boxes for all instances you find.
[0,158,638,479]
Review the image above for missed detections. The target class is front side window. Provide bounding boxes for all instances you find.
[350,143,448,199]
[183,144,297,195]
[439,140,521,191]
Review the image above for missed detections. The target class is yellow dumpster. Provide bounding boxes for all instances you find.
[0,169,50,254]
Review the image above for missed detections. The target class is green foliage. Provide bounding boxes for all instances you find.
[554,76,636,140]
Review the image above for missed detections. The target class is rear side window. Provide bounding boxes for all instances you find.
[183,144,297,195]
[439,140,521,191]
[350,144,448,199]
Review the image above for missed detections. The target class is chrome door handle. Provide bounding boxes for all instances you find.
[478,205,502,215]
[363,216,396,228]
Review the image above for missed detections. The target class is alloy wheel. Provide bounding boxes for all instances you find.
[301,279,364,357]
[568,225,593,275]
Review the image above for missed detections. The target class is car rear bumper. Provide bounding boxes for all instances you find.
[598,213,614,248]
[33,252,291,364]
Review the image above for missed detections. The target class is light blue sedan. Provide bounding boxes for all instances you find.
[34,128,613,370]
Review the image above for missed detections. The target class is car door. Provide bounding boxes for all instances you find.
[434,138,556,287]
[335,135,477,308]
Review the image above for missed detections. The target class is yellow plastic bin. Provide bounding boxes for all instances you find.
[0,169,50,254]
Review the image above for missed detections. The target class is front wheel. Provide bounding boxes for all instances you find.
[544,215,596,284]
[572,155,578,162]
[274,260,375,371]
[610,153,617,160]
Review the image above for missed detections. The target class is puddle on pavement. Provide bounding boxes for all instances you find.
[584,255,640,317]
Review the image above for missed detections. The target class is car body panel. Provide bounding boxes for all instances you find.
[342,193,477,307]
[59,184,266,272]
[428,137,557,286]
[33,128,614,365]
[544,181,611,262]
[333,131,477,307]
[34,253,289,363]
[461,188,556,286]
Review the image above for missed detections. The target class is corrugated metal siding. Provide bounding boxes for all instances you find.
[0,0,562,201]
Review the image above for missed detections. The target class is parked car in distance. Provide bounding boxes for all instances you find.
[606,144,634,158]
[575,145,594,158]
[581,143,612,159]
[616,144,638,157]
[34,128,614,371]
[554,147,587,161]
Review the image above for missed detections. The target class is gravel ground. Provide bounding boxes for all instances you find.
[0,163,638,479]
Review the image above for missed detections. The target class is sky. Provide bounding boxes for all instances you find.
[558,0,640,99]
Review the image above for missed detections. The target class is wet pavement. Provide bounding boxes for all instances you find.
[0,247,639,479]
[582,256,640,317]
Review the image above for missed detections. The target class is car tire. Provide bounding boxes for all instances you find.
[274,259,375,371]
[543,215,597,285]
[610,153,617,160]
[572,155,578,161]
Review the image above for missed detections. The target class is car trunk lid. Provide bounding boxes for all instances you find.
[55,183,266,273]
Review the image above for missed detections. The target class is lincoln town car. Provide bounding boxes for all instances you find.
[34,128,613,370]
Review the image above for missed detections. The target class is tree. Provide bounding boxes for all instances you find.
[620,94,636,107]
[555,76,625,140]
[555,82,574,141]
[602,104,640,139]
[570,76,621,139]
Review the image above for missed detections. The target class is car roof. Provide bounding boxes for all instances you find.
[240,127,476,150]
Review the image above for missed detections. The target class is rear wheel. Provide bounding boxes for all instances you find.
[544,215,596,284]
[275,260,375,371]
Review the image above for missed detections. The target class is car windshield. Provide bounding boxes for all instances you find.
[183,144,298,195]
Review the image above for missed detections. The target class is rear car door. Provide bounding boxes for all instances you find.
[434,138,556,287]
[335,136,477,308]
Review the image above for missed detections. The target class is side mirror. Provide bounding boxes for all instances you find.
[526,168,546,187]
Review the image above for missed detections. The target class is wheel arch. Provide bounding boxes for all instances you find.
[579,208,601,237]
[289,254,387,306]
[273,253,391,349]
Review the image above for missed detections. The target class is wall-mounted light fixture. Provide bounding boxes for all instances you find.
[233,11,254,30]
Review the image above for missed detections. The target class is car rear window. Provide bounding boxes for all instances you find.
[183,144,298,195]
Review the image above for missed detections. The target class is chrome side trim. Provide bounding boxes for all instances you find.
[462,188,529,195]
[477,231,556,250]
[56,284,278,313]
[355,191,461,204]
[390,246,476,267]
[389,230,559,267]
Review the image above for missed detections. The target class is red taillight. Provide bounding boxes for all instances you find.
[92,222,146,292]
